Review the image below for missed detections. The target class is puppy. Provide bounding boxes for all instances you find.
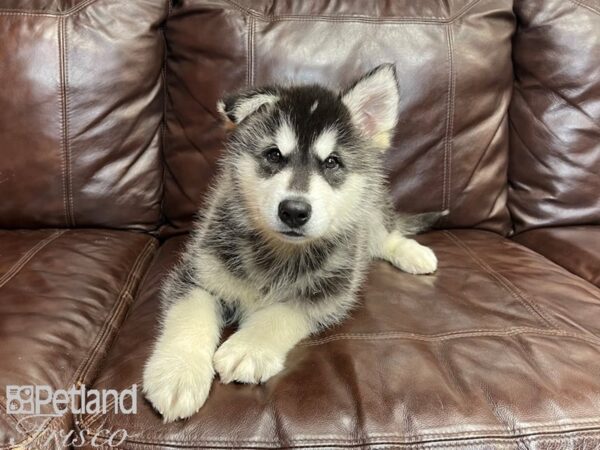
[143,64,443,422]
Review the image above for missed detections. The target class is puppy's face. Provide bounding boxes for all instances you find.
[219,64,400,244]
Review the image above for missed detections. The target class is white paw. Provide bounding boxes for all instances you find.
[389,239,438,275]
[213,333,285,384]
[143,348,214,422]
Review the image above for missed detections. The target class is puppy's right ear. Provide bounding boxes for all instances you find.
[341,64,400,149]
[217,88,280,127]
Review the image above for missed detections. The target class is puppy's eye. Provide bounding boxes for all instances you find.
[264,147,283,164]
[323,155,341,170]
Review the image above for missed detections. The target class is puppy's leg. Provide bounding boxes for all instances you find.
[214,303,312,384]
[375,230,438,274]
[143,288,222,422]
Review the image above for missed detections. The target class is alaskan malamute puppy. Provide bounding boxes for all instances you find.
[144,64,443,422]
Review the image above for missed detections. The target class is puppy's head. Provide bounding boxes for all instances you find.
[219,64,400,244]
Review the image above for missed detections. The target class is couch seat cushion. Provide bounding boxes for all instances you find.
[514,226,600,288]
[78,230,600,449]
[0,229,157,449]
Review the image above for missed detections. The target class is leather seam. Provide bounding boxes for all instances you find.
[5,238,156,450]
[246,15,255,86]
[511,230,600,294]
[222,0,482,24]
[442,24,455,211]
[64,15,75,226]
[158,18,169,233]
[443,231,562,330]
[299,326,600,347]
[80,425,600,447]
[58,16,69,227]
[0,230,66,290]
[58,15,75,227]
[73,239,157,383]
[80,244,162,430]
[0,0,99,17]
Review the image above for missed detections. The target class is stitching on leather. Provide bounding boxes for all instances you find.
[0,0,99,17]
[49,239,155,447]
[300,326,600,347]
[158,15,169,233]
[510,226,600,295]
[81,426,600,448]
[79,330,600,431]
[79,241,162,430]
[5,237,157,450]
[58,15,75,227]
[0,230,66,289]
[58,17,69,227]
[569,0,600,16]
[444,231,562,330]
[246,15,255,86]
[447,25,455,210]
[222,0,482,24]
[73,239,157,383]
[254,426,600,442]
[442,24,455,211]
[64,16,75,226]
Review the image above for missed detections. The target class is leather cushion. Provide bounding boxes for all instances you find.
[0,229,156,449]
[161,0,514,236]
[0,0,167,230]
[78,230,600,448]
[509,0,600,232]
[514,226,600,288]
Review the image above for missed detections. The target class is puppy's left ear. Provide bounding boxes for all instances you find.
[217,87,280,129]
[341,64,400,149]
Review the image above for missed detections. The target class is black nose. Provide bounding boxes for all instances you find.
[278,199,312,228]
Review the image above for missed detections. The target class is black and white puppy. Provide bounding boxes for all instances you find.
[143,64,443,422]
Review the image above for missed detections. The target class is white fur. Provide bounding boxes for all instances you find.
[214,303,312,383]
[142,289,221,423]
[275,121,297,156]
[375,230,438,274]
[313,128,338,161]
[314,173,368,237]
[310,100,319,113]
[232,94,279,123]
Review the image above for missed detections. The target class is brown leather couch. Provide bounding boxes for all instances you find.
[1,0,599,448]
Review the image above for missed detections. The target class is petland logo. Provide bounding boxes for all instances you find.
[5,384,137,448]
[6,384,137,416]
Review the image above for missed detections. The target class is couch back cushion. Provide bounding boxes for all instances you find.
[161,0,515,236]
[0,0,167,230]
[509,0,600,233]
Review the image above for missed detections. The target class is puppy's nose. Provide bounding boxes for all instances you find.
[278,199,311,228]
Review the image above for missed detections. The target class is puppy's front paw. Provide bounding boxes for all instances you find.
[214,333,285,384]
[386,238,438,275]
[143,348,214,422]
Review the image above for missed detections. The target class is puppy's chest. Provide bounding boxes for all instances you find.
[203,244,357,305]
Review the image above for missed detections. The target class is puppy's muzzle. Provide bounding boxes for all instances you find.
[278,199,311,228]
